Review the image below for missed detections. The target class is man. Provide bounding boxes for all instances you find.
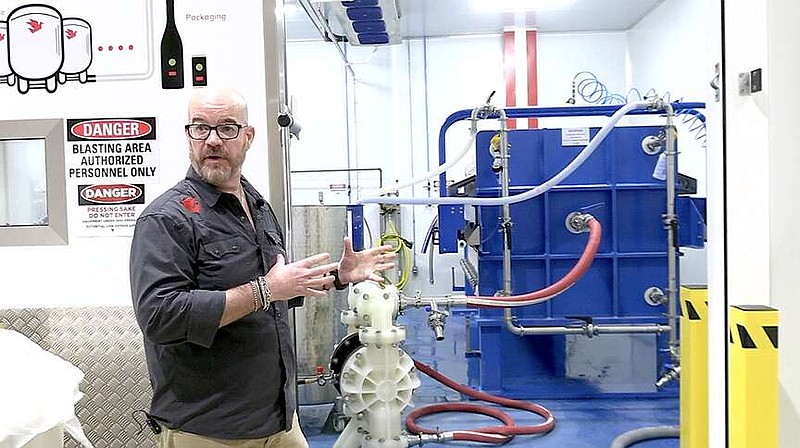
[130,87,395,448]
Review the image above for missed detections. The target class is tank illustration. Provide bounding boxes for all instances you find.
[60,18,92,84]
[7,4,64,93]
[0,21,16,86]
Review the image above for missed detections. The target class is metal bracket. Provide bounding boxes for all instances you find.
[710,62,721,102]
[737,69,763,96]
[738,72,751,96]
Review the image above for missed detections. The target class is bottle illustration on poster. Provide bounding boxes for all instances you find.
[160,0,183,89]
[1,4,96,94]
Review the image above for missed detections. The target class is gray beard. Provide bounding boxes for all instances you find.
[198,164,233,187]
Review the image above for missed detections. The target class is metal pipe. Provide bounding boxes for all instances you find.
[663,102,679,362]
[503,309,670,336]
[400,295,468,309]
[497,110,512,296]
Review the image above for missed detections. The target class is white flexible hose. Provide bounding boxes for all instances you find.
[367,127,478,197]
[359,101,651,206]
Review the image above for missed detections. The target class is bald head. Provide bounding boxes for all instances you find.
[188,87,249,124]
[185,87,256,192]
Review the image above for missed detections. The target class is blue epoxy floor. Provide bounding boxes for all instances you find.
[305,310,679,447]
[304,397,679,447]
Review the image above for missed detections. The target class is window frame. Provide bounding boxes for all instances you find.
[0,119,68,246]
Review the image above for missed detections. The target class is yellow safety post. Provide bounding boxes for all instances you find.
[680,285,708,448]
[728,305,779,448]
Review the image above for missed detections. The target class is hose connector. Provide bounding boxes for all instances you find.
[655,365,681,388]
[565,212,595,234]
[407,432,455,446]
[427,300,449,341]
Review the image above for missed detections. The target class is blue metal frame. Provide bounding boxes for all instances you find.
[437,103,706,254]
[433,103,706,399]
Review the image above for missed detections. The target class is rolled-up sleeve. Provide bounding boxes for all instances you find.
[130,213,225,348]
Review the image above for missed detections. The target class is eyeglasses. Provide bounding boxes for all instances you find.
[185,123,246,140]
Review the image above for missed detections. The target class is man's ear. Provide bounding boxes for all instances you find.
[244,126,255,149]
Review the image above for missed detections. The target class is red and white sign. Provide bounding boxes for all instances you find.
[66,117,159,237]
[78,184,144,205]
[70,119,153,140]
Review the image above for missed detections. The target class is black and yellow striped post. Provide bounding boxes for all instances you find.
[680,285,708,448]
[728,305,779,448]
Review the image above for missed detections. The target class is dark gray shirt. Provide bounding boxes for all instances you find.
[129,168,297,439]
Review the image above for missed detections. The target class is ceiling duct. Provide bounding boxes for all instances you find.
[327,0,401,45]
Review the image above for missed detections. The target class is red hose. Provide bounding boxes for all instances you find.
[406,360,555,444]
[468,217,602,305]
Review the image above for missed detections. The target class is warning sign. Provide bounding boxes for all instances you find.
[73,183,148,236]
[65,117,159,237]
[66,117,159,183]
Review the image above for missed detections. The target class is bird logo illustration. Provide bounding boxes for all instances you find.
[66,29,77,39]
[27,19,43,33]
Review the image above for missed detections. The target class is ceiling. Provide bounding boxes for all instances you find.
[285,0,664,41]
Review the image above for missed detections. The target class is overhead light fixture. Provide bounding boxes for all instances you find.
[328,0,401,46]
[470,0,576,12]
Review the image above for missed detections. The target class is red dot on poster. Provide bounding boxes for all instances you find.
[98,46,103,51]
[108,46,113,51]
[129,45,134,50]
[118,45,123,51]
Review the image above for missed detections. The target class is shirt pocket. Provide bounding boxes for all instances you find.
[203,237,244,258]
[198,236,256,288]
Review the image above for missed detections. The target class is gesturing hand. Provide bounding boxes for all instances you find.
[266,253,340,300]
[338,237,397,284]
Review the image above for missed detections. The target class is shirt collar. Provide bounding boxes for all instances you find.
[186,167,224,207]
[185,167,266,208]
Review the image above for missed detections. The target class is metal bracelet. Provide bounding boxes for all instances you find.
[249,281,260,313]
[257,276,272,310]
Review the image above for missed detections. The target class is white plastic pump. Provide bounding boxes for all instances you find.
[333,282,421,448]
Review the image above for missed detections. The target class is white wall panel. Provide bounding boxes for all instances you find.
[0,0,269,307]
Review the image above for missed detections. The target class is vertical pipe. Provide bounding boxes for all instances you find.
[664,111,678,360]
[498,111,512,295]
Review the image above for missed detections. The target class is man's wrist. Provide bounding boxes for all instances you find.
[254,276,272,309]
